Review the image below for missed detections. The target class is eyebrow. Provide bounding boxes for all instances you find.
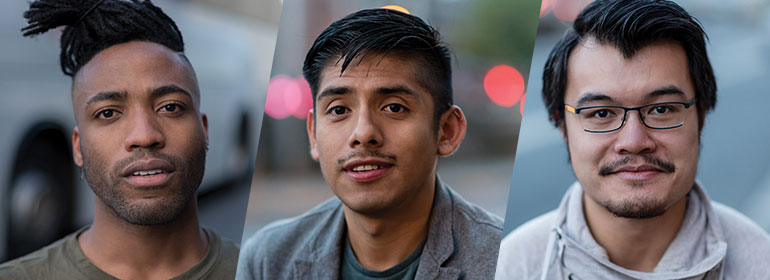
[374,86,418,98]
[86,91,127,106]
[317,86,351,102]
[575,92,614,107]
[150,84,193,99]
[317,85,418,102]
[647,85,685,98]
[84,85,192,108]
[574,85,687,107]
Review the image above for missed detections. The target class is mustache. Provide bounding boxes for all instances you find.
[111,149,184,176]
[598,155,676,176]
[337,150,397,165]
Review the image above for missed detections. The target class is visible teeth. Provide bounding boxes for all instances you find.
[131,170,164,176]
[352,165,380,172]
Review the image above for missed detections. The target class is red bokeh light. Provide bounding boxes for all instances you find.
[265,75,313,120]
[293,78,313,119]
[553,0,593,22]
[540,0,551,18]
[484,65,525,108]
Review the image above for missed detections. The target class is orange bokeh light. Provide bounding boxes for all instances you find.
[380,5,410,14]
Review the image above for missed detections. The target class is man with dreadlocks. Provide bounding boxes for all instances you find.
[0,0,238,279]
[237,8,502,279]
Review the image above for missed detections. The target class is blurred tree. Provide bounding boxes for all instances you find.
[455,0,540,74]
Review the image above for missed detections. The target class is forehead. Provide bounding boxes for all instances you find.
[72,41,199,104]
[317,54,427,97]
[564,38,694,104]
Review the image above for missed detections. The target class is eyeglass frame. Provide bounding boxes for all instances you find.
[563,98,697,133]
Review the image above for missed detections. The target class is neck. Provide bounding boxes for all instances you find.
[79,196,208,280]
[344,177,436,271]
[583,192,688,272]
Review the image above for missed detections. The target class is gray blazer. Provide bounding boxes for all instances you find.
[237,178,503,279]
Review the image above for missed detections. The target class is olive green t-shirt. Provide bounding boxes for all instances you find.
[341,237,423,280]
[0,226,238,279]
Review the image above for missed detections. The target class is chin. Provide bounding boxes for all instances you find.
[601,195,668,219]
[341,195,399,216]
[109,194,192,226]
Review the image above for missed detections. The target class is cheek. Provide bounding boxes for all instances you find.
[397,121,435,151]
[566,127,600,166]
[314,126,345,167]
[80,129,119,164]
[668,123,700,169]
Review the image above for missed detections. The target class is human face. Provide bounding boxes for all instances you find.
[71,41,208,225]
[563,39,699,218]
[307,55,464,216]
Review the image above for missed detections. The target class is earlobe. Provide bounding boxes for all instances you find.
[72,126,83,167]
[558,123,568,141]
[307,109,319,161]
[437,105,467,156]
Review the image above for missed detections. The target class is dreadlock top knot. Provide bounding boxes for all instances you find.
[75,0,107,26]
[22,0,185,77]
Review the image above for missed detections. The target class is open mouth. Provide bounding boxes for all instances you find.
[121,159,175,187]
[131,169,166,176]
[351,164,383,172]
[343,160,394,182]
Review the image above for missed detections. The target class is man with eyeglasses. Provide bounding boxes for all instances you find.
[495,0,770,279]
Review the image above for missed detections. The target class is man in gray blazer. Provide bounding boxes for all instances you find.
[238,8,502,280]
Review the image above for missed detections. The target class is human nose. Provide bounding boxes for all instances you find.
[613,110,656,154]
[348,110,383,149]
[124,109,165,151]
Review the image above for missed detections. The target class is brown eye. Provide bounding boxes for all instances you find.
[384,104,407,113]
[327,106,348,116]
[589,109,613,119]
[96,109,117,119]
[159,103,186,114]
[164,104,177,112]
[651,105,671,115]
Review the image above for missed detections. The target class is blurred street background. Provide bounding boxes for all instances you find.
[242,0,541,239]
[504,0,770,235]
[0,0,278,261]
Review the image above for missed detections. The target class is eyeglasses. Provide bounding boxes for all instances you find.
[564,98,697,133]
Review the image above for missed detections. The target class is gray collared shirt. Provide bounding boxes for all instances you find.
[237,178,503,280]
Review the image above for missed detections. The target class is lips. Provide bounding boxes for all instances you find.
[610,164,664,181]
[613,165,663,173]
[343,159,394,183]
[121,159,175,188]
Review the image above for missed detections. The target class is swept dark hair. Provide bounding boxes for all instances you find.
[302,8,453,127]
[542,0,716,131]
[22,0,185,77]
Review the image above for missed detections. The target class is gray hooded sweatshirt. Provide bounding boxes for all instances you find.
[495,182,770,279]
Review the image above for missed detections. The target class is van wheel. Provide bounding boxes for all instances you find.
[6,136,73,259]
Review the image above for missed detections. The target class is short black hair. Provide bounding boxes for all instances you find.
[302,8,453,127]
[22,0,185,77]
[542,0,716,131]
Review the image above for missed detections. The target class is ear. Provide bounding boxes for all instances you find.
[558,122,568,141]
[72,126,83,167]
[307,109,319,161]
[437,105,467,156]
[201,113,209,150]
